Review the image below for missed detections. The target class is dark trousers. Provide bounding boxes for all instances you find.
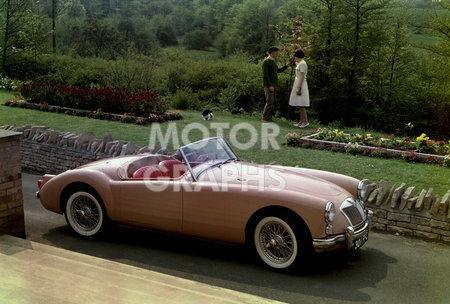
[263,87,276,121]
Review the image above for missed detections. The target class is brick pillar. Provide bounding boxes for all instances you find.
[0,130,25,238]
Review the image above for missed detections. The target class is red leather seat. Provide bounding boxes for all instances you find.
[132,166,163,180]
[158,160,186,178]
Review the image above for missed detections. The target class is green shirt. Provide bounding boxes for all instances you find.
[262,58,288,87]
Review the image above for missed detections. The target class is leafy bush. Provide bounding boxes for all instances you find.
[184,29,212,50]
[171,88,201,110]
[121,115,136,124]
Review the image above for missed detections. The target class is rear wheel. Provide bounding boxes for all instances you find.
[64,191,107,238]
[253,214,311,271]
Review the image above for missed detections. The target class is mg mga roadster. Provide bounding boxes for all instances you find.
[37,137,372,271]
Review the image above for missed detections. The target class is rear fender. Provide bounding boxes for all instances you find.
[39,169,115,217]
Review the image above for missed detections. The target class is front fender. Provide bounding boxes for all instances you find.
[272,166,360,199]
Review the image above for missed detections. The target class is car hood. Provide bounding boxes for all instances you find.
[198,161,351,202]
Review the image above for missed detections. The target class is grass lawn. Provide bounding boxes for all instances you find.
[1,90,448,196]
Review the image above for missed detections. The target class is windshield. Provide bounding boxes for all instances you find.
[179,137,239,181]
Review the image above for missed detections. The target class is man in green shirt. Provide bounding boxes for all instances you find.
[262,46,290,122]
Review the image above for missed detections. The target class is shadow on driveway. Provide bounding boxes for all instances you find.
[41,225,396,303]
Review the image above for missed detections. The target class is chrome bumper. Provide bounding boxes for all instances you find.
[313,210,373,250]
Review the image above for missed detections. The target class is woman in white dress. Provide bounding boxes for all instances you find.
[289,50,309,127]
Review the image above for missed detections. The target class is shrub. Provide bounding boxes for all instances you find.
[94,111,105,120]
[171,88,201,110]
[121,115,136,124]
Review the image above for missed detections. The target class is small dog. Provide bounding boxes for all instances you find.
[202,109,214,120]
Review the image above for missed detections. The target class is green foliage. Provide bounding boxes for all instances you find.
[214,0,278,57]
[74,19,126,59]
[183,29,212,50]
[171,88,201,110]
[153,50,265,112]
[156,25,178,47]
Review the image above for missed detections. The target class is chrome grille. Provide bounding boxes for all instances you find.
[342,205,363,226]
[340,197,366,228]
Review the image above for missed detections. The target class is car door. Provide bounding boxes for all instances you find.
[181,179,257,244]
[111,180,183,233]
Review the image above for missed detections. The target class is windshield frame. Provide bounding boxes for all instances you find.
[179,137,240,181]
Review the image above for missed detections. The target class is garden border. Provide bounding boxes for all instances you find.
[296,132,446,162]
[4,100,183,125]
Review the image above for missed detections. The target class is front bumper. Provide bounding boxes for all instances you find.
[313,210,373,251]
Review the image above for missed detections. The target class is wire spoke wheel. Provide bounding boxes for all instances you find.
[65,191,104,237]
[254,216,298,270]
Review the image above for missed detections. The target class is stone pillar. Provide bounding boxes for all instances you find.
[0,130,25,238]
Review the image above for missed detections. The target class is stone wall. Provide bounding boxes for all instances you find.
[362,180,450,242]
[0,125,169,174]
[0,129,25,237]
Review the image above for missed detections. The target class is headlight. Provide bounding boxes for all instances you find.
[325,202,336,223]
[357,181,367,201]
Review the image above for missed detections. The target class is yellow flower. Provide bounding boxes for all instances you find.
[416,133,429,141]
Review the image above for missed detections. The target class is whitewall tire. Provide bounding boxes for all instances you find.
[254,216,299,270]
[65,191,105,237]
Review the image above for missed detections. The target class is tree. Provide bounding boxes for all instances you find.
[419,1,450,138]
[74,19,125,58]
[59,0,86,18]
[336,0,391,91]
[0,0,32,75]
[156,24,178,47]
[215,0,278,57]
[18,9,50,79]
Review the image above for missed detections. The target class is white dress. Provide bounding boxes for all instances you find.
[289,60,309,107]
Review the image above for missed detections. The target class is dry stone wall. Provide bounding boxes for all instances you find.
[0,125,169,174]
[362,179,450,243]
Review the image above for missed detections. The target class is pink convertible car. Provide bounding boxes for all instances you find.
[37,137,372,271]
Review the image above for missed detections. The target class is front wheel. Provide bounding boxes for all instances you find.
[64,191,107,238]
[253,215,310,270]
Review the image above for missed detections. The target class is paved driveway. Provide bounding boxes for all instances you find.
[23,173,450,304]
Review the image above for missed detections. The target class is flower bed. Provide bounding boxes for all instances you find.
[286,129,450,167]
[19,80,168,116]
[4,99,183,125]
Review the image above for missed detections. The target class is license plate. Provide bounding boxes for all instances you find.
[354,232,369,250]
